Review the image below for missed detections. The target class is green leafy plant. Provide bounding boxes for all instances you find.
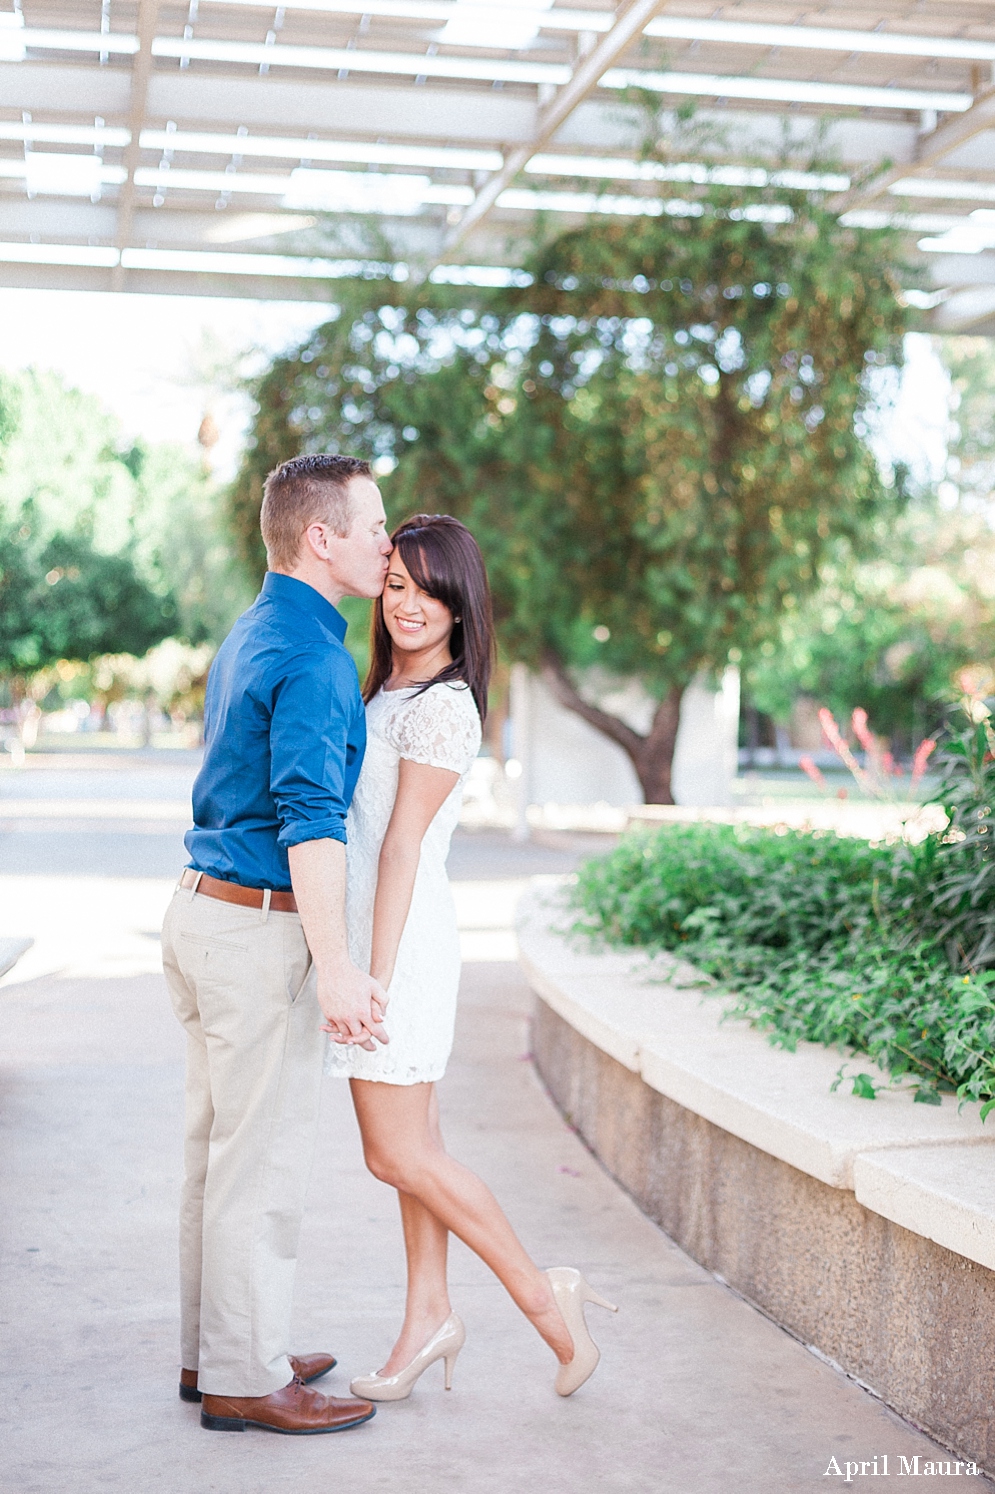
[572,708,995,1113]
[928,686,995,972]
[831,1067,884,1101]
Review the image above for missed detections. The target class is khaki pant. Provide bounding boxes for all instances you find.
[161,883,325,1397]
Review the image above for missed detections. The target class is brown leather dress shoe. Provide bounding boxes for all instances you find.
[179,1353,336,1403]
[200,1378,375,1434]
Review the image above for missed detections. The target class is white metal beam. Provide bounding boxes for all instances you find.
[0,60,130,113]
[600,70,971,115]
[926,252,995,290]
[933,286,995,333]
[15,10,995,64]
[0,244,992,333]
[149,34,571,85]
[640,15,995,65]
[833,88,995,214]
[18,27,138,56]
[441,0,668,257]
[0,11,990,331]
[0,62,925,167]
[13,23,981,110]
[112,0,160,291]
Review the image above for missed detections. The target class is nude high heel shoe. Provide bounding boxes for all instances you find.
[349,1313,465,1402]
[545,1268,618,1396]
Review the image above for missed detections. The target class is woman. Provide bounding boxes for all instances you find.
[326,513,616,1400]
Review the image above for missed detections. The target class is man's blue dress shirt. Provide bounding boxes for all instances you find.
[185,572,366,891]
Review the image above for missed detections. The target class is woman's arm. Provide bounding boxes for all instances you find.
[288,838,388,1049]
[370,757,459,989]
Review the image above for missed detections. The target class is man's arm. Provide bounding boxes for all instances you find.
[270,649,385,1047]
[288,838,388,1050]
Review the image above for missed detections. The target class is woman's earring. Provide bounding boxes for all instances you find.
[454,615,462,622]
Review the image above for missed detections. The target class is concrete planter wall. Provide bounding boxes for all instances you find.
[518,886,995,1471]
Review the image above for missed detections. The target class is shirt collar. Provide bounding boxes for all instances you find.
[261,572,348,643]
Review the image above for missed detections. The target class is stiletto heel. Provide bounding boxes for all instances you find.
[350,1313,465,1402]
[582,1283,618,1313]
[545,1267,618,1397]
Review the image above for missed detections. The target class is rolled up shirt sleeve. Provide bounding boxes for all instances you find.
[269,646,362,849]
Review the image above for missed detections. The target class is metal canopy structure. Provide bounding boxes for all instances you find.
[1,1,994,330]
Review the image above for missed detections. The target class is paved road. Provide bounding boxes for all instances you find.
[0,749,984,1492]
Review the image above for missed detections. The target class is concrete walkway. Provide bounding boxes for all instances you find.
[0,748,986,1492]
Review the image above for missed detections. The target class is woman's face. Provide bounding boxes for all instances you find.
[381,549,454,661]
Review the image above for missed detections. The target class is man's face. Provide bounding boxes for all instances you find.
[329,477,392,599]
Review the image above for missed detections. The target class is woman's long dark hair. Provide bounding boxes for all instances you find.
[363,514,494,722]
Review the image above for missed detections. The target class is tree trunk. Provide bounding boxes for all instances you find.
[632,686,683,803]
[540,652,685,805]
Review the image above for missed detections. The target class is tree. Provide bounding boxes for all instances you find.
[231,176,909,801]
[0,370,249,706]
[130,440,254,647]
[0,523,177,683]
[745,337,995,751]
[0,370,178,690]
[0,367,138,547]
[743,510,992,751]
[943,336,995,510]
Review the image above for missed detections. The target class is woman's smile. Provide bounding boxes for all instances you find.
[382,552,455,677]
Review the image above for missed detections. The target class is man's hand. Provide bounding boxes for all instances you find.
[317,963,389,1051]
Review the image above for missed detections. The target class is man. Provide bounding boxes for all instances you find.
[162,453,391,1434]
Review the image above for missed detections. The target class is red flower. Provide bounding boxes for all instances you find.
[818,707,846,753]
[910,738,936,788]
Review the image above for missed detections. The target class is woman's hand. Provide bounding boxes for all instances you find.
[319,963,389,1050]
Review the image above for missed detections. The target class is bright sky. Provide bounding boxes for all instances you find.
[0,287,952,484]
[884,332,952,489]
[0,287,331,478]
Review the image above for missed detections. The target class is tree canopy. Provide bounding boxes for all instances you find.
[0,522,177,678]
[745,502,995,749]
[0,369,250,694]
[945,336,995,512]
[746,337,995,749]
[232,177,910,800]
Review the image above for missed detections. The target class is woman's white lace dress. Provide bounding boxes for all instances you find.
[325,680,481,1085]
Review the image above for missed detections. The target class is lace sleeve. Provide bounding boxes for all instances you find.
[390,684,481,775]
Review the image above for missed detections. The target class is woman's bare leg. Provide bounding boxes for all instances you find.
[383,1193,451,1374]
[350,1077,573,1366]
[382,1092,455,1372]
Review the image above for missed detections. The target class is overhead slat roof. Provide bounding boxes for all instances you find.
[0,0,993,330]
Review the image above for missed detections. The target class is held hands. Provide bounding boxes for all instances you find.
[318,963,389,1052]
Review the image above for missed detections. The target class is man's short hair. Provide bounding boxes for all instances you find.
[260,453,373,571]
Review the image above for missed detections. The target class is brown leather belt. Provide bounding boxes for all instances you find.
[179,868,298,914]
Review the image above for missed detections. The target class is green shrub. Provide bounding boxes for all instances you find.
[572,715,995,1114]
[926,716,995,971]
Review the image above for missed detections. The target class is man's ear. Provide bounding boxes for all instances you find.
[302,521,332,562]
